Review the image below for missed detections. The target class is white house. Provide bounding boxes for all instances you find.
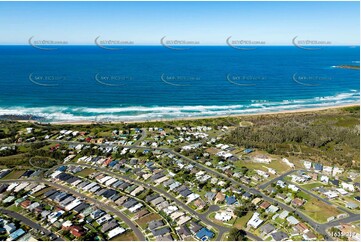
[323,166,333,175]
[303,161,312,170]
[215,211,232,222]
[320,175,329,183]
[288,184,299,192]
[108,227,125,239]
[336,188,348,195]
[332,167,344,177]
[341,182,355,192]
[247,212,263,229]
[324,191,338,199]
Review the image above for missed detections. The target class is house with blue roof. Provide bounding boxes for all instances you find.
[57,166,67,172]
[109,160,119,167]
[313,163,323,172]
[243,148,253,154]
[9,228,26,241]
[196,228,214,241]
[226,196,237,205]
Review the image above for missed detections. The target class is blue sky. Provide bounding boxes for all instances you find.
[0,1,359,45]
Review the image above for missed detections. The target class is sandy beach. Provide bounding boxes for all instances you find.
[34,103,360,125]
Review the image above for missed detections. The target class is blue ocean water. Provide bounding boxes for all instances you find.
[0,46,359,122]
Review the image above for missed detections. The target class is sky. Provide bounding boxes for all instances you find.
[0,1,359,45]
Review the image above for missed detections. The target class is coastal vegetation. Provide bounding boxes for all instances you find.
[0,106,359,169]
[225,106,360,168]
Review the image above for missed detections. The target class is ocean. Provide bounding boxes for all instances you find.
[0,46,359,122]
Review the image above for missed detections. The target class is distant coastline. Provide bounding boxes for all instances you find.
[335,65,360,70]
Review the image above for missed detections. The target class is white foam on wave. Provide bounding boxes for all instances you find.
[0,91,359,122]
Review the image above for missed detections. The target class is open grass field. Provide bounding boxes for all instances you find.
[301,197,343,223]
[32,186,52,197]
[0,154,29,167]
[234,158,291,179]
[1,170,25,179]
[110,231,138,241]
[76,168,96,178]
[300,182,325,190]
[233,211,253,229]
[135,213,162,229]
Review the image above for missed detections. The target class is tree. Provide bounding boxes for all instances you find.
[235,203,255,217]
[228,228,247,241]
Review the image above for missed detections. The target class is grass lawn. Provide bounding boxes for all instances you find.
[1,170,25,180]
[301,197,342,223]
[135,213,162,229]
[221,233,229,241]
[110,231,138,241]
[291,235,304,241]
[233,211,253,229]
[97,131,112,137]
[300,182,325,190]
[0,154,29,167]
[330,195,360,214]
[76,168,96,178]
[17,146,31,153]
[234,159,291,176]
[33,186,52,197]
[7,204,23,213]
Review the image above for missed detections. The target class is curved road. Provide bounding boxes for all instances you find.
[0,179,145,241]
[47,162,262,241]
[3,139,358,240]
[0,208,63,241]
[70,163,249,241]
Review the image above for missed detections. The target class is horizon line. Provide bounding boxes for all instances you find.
[0,44,360,47]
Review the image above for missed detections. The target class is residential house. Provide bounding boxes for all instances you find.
[196,228,214,241]
[259,201,271,210]
[291,198,304,207]
[271,231,288,241]
[247,212,263,229]
[287,216,299,225]
[215,192,225,203]
[260,223,276,236]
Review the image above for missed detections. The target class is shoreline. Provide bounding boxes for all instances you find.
[16,103,358,125]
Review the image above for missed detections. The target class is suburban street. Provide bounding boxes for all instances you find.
[60,162,262,241]
[0,179,146,241]
[1,139,359,241]
[0,208,63,241]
